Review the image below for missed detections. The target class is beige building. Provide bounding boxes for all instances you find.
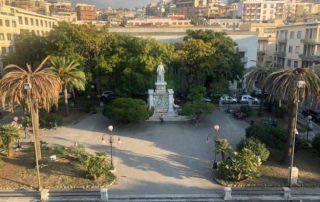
[275,22,320,69]
[48,1,77,22]
[241,20,283,64]
[0,4,58,69]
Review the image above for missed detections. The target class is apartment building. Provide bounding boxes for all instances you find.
[0,4,58,70]
[241,20,283,64]
[76,3,95,21]
[209,19,243,30]
[126,17,192,27]
[237,0,285,23]
[275,22,320,69]
[175,0,199,19]
[49,1,77,22]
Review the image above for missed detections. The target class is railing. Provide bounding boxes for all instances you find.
[301,38,320,44]
[299,54,320,62]
[277,38,287,43]
[275,51,286,57]
[258,50,265,54]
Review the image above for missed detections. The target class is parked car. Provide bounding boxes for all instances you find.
[239,95,260,104]
[105,94,119,104]
[302,109,320,122]
[250,90,268,99]
[101,91,114,100]
[220,96,237,104]
[59,92,71,99]
[174,97,181,105]
[202,97,212,103]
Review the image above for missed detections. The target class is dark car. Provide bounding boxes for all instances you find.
[302,109,320,122]
[250,90,268,99]
[174,97,181,105]
[105,94,119,104]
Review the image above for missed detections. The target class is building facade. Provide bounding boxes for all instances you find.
[0,4,58,70]
[275,22,320,69]
[126,17,192,27]
[49,1,77,22]
[237,0,285,23]
[175,0,199,19]
[76,3,95,21]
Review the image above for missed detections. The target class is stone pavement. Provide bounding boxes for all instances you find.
[18,108,249,195]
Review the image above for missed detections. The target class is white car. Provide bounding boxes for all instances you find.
[239,95,260,105]
[101,91,113,100]
[220,96,237,104]
[202,97,212,103]
[59,92,71,99]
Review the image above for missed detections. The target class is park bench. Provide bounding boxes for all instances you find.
[260,119,277,127]
[224,187,290,201]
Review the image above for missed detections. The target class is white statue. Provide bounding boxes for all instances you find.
[157,62,165,82]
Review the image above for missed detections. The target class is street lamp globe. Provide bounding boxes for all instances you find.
[87,95,90,99]
[108,125,113,132]
[308,115,312,121]
[214,125,220,132]
[91,85,95,89]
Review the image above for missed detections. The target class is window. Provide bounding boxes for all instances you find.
[12,21,16,27]
[290,31,294,39]
[45,21,47,27]
[297,31,302,39]
[7,34,11,40]
[1,47,6,54]
[40,20,43,27]
[287,59,291,67]
[18,16,22,24]
[36,19,39,26]
[49,21,52,27]
[264,4,267,8]
[289,46,293,53]
[256,28,259,32]
[5,20,10,27]
[295,46,300,54]
[8,46,13,53]
[30,18,34,26]
[270,10,273,14]
[0,33,4,40]
[294,61,298,68]
[25,17,28,25]
[0,19,2,26]
[263,10,266,14]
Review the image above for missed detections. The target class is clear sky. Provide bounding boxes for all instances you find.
[69,0,153,9]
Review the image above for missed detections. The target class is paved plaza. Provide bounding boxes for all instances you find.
[24,108,249,195]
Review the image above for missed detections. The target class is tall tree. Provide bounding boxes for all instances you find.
[264,67,320,163]
[245,62,277,116]
[49,57,86,116]
[0,56,61,161]
[0,124,21,157]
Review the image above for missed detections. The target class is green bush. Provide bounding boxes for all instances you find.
[240,105,253,117]
[82,151,110,180]
[312,134,320,154]
[149,106,155,117]
[182,100,215,124]
[216,139,232,162]
[246,124,286,150]
[39,113,62,128]
[21,115,32,127]
[237,137,270,161]
[218,149,261,181]
[273,107,287,118]
[67,144,88,160]
[103,98,149,123]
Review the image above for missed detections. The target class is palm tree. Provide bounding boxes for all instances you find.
[245,62,276,116]
[0,124,21,157]
[49,57,86,116]
[216,138,232,162]
[0,56,61,160]
[264,67,320,163]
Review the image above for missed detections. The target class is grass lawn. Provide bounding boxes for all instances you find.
[0,146,115,190]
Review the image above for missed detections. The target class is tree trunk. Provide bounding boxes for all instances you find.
[7,141,12,157]
[281,102,297,164]
[31,101,42,161]
[64,85,69,116]
[258,87,265,116]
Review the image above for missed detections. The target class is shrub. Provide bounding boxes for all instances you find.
[312,134,320,154]
[85,103,92,113]
[240,105,253,117]
[273,107,287,118]
[216,139,232,162]
[82,151,110,180]
[182,100,215,124]
[21,116,32,127]
[103,98,149,123]
[149,106,155,117]
[39,114,62,128]
[246,124,286,150]
[218,148,261,181]
[237,137,270,161]
[187,85,207,101]
[67,144,88,160]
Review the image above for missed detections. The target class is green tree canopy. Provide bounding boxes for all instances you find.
[0,124,21,157]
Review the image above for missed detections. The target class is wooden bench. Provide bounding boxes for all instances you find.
[260,119,277,127]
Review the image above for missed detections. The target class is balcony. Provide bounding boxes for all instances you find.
[299,54,320,62]
[301,38,320,45]
[275,51,286,57]
[258,50,265,55]
[277,38,287,43]
[241,57,248,63]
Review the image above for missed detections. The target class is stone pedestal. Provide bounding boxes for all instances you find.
[148,89,154,110]
[155,81,167,93]
[168,89,174,113]
[288,167,299,186]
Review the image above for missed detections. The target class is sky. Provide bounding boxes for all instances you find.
[69,0,153,9]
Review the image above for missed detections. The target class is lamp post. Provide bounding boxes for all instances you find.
[24,83,41,191]
[102,125,121,171]
[91,85,96,114]
[13,117,21,149]
[207,125,220,170]
[307,115,312,141]
[289,80,306,187]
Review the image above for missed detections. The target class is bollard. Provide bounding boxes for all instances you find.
[283,187,291,200]
[101,189,108,201]
[41,189,49,201]
[224,187,232,200]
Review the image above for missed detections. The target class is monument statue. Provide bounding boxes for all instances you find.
[157,62,165,82]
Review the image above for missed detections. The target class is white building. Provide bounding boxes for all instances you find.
[126,18,192,27]
[275,22,320,69]
[208,19,243,30]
